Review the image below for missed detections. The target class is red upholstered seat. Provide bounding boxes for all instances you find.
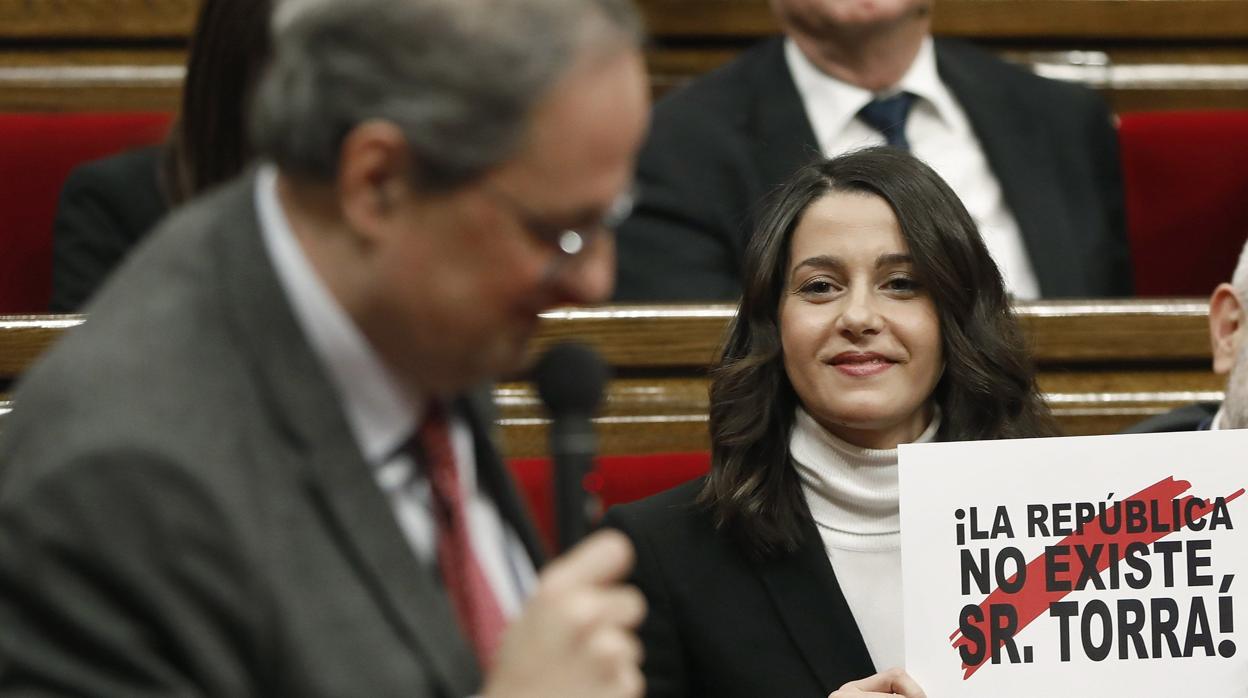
[508,452,711,553]
[0,112,172,314]
[1119,111,1248,297]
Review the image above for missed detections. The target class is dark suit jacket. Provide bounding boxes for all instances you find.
[1121,402,1220,433]
[50,146,171,312]
[603,479,877,697]
[615,37,1130,301]
[0,175,544,697]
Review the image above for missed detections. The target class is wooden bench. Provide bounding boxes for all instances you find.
[0,299,1223,457]
[1,0,1246,112]
[639,0,1248,112]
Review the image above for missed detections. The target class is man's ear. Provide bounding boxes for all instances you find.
[336,119,413,243]
[1209,282,1243,375]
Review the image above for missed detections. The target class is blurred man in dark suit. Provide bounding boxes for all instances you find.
[614,0,1129,301]
[0,1,649,696]
[1126,239,1248,433]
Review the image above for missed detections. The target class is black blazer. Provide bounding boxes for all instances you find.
[0,176,544,697]
[615,37,1130,301]
[603,478,877,697]
[50,146,170,312]
[1121,402,1220,433]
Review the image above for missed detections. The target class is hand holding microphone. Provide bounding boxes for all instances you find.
[484,344,644,698]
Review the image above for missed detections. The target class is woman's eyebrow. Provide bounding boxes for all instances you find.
[875,253,914,268]
[793,254,844,273]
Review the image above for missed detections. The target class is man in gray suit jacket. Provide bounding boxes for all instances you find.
[0,1,650,696]
[1126,238,1248,433]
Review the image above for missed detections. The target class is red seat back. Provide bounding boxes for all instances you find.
[508,452,711,553]
[0,112,173,314]
[1119,111,1248,297]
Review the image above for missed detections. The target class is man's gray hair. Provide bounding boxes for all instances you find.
[251,0,642,190]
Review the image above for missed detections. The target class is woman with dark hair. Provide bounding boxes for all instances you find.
[604,146,1057,697]
[50,0,272,312]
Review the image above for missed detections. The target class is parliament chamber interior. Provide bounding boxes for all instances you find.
[1,0,1247,547]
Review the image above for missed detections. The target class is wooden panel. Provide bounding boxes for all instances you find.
[931,0,1248,40]
[518,300,1212,369]
[3,4,1246,112]
[0,50,184,112]
[5,0,1247,42]
[525,305,733,369]
[0,316,83,381]
[637,0,1248,40]
[0,299,1223,453]
[1016,299,1210,362]
[0,0,199,39]
[498,378,712,458]
[4,0,1243,42]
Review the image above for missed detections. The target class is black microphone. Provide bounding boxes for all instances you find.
[533,342,609,552]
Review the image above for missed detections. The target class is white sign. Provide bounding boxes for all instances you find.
[899,430,1248,696]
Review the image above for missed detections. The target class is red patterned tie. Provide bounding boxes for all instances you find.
[418,402,508,668]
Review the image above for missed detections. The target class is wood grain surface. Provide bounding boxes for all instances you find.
[2,0,1245,111]
[0,299,1221,454]
[0,0,198,39]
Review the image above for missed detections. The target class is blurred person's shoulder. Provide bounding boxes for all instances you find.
[3,175,272,493]
[1121,402,1221,434]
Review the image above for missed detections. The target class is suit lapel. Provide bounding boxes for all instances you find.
[748,38,825,216]
[751,515,876,693]
[935,39,1074,296]
[211,177,481,696]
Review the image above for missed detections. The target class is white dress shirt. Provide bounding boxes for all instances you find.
[254,164,536,617]
[785,37,1041,299]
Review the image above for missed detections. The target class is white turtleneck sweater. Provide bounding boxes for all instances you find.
[790,406,942,672]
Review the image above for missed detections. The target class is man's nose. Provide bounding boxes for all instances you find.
[549,231,616,305]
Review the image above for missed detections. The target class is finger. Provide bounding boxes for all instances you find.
[555,585,647,641]
[590,585,648,629]
[541,529,635,592]
[606,659,645,698]
[886,671,925,698]
[585,625,644,672]
[834,669,925,698]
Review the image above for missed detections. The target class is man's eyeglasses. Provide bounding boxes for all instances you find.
[482,182,636,258]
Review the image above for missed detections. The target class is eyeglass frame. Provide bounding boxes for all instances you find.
[480,180,637,258]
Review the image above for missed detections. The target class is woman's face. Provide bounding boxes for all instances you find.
[778,191,943,449]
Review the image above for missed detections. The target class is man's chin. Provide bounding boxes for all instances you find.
[482,332,538,381]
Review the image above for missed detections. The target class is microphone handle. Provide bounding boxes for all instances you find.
[550,415,598,551]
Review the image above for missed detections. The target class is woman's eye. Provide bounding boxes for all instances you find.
[798,279,835,295]
[884,276,921,294]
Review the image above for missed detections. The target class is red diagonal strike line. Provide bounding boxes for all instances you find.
[948,475,1244,680]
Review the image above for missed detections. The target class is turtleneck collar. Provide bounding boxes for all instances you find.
[791,404,941,550]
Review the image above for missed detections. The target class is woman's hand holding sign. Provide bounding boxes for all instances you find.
[829,668,927,698]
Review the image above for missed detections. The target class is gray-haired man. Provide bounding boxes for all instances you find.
[0,1,649,696]
[1127,238,1248,433]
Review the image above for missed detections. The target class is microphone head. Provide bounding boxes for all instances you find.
[534,342,609,416]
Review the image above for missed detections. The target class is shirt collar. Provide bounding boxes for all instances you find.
[785,37,873,153]
[784,35,962,150]
[898,37,962,134]
[254,164,419,466]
